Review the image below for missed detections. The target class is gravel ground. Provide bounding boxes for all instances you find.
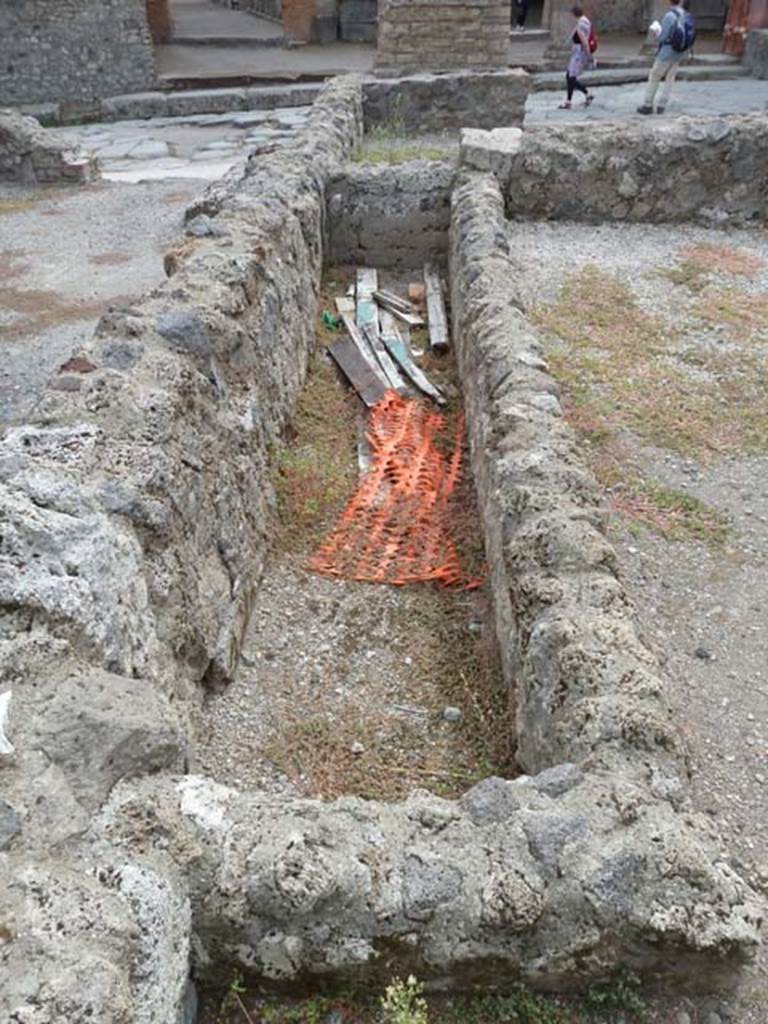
[0,178,201,423]
[510,219,768,1023]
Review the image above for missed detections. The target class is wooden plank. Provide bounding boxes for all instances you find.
[380,310,445,405]
[356,268,379,343]
[374,294,424,327]
[424,263,449,352]
[362,322,407,393]
[373,289,415,315]
[344,284,405,393]
[327,335,388,409]
[332,295,389,408]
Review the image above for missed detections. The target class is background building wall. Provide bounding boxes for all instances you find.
[0,0,156,108]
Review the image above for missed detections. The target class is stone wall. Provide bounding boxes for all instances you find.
[328,160,455,267]
[0,108,97,184]
[0,0,156,109]
[375,0,511,72]
[745,28,768,77]
[1,76,764,1018]
[364,69,530,132]
[460,115,768,225]
[0,75,364,1024]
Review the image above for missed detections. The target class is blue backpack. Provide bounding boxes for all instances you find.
[670,9,696,52]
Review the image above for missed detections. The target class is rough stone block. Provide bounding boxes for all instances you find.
[460,125,523,184]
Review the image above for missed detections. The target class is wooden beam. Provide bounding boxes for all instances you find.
[424,263,449,352]
[380,311,445,405]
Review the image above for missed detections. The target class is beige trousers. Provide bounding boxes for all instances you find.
[642,57,682,109]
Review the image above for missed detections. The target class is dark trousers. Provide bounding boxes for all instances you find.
[566,73,588,101]
[515,0,528,27]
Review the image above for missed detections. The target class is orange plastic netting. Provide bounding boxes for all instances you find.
[309,391,479,588]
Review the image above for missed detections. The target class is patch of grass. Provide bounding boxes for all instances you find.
[263,585,513,802]
[535,265,768,467]
[201,972,647,1024]
[659,258,709,294]
[679,242,764,279]
[695,287,768,342]
[353,143,453,165]
[0,196,40,215]
[272,286,359,556]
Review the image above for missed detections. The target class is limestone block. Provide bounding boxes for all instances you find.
[0,851,190,1024]
[10,669,187,810]
[460,126,523,185]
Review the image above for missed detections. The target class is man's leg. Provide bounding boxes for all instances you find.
[656,58,682,111]
[640,58,667,111]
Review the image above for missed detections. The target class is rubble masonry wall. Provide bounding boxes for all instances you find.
[0,75,363,1024]
[0,80,764,1023]
[0,107,97,184]
[0,0,156,108]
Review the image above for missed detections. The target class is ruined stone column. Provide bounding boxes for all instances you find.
[375,0,511,73]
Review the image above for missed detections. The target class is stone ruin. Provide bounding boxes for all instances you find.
[0,108,98,185]
[1,71,767,1023]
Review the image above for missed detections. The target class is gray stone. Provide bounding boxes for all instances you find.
[155,311,211,358]
[442,705,462,722]
[0,799,20,850]
[460,775,520,825]
[185,214,230,238]
[460,126,523,185]
[364,69,530,133]
[745,28,768,79]
[128,138,171,160]
[100,336,145,370]
[15,670,186,810]
[531,763,583,797]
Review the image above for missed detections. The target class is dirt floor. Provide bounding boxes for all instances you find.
[0,178,201,424]
[511,220,768,1024]
[192,268,514,804]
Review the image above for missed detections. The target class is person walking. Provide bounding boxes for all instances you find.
[513,0,529,32]
[638,0,694,114]
[560,5,595,110]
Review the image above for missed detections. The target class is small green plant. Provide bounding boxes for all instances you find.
[381,976,430,1024]
[581,970,647,1021]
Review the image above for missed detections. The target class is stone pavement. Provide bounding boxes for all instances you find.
[524,77,768,125]
[170,0,283,45]
[54,105,311,182]
[155,28,732,83]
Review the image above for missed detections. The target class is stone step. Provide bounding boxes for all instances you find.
[532,63,749,90]
[169,34,285,47]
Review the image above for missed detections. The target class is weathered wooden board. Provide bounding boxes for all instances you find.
[356,268,379,342]
[424,263,449,352]
[373,289,415,315]
[374,294,425,328]
[327,334,388,408]
[362,321,407,392]
[380,310,444,405]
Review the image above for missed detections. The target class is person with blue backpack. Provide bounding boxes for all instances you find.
[637,0,696,115]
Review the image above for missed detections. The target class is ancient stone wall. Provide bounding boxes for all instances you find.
[460,115,768,225]
[364,69,529,132]
[328,160,455,267]
[746,28,768,77]
[1,77,765,1021]
[0,75,364,1024]
[0,0,156,108]
[0,108,97,184]
[375,0,511,72]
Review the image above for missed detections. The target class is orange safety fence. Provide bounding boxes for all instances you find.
[309,391,481,588]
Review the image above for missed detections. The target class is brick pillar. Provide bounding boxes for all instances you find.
[283,0,338,42]
[376,0,511,72]
[145,0,173,44]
